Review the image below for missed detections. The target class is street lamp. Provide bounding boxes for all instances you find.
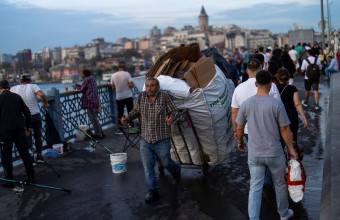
[320,0,325,53]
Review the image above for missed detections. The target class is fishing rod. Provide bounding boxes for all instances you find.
[0,177,71,194]
[101,107,140,132]
[50,107,114,154]
[30,145,61,178]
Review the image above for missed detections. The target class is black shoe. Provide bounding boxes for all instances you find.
[26,176,36,184]
[145,190,159,203]
[172,171,181,185]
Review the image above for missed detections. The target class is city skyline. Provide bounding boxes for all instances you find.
[1,0,339,55]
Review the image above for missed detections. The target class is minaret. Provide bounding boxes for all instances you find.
[199,6,208,32]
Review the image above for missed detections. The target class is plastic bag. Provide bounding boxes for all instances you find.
[287,159,306,202]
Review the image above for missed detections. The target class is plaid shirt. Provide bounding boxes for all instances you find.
[129,90,179,144]
[74,76,99,109]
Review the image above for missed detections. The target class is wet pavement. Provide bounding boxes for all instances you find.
[0,75,329,220]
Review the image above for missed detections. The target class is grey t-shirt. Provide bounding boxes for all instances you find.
[236,95,290,157]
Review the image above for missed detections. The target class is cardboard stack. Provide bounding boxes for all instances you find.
[146,43,235,166]
[146,43,216,92]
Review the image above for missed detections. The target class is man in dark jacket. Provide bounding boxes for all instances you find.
[0,80,35,187]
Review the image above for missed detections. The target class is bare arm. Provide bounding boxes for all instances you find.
[231,107,239,139]
[236,124,246,152]
[293,92,307,128]
[279,125,298,159]
[129,81,134,88]
[36,90,49,108]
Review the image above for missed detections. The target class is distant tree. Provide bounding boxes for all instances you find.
[143,51,153,60]
[122,49,141,58]
[127,66,135,73]
[112,65,118,71]
[96,68,103,76]
[1,62,12,69]
[16,61,34,73]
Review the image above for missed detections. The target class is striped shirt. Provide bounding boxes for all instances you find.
[129,90,179,144]
[74,76,99,109]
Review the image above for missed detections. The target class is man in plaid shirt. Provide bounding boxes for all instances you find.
[73,69,104,139]
[121,78,181,203]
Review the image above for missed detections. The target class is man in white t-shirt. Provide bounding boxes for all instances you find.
[288,45,298,68]
[10,74,49,164]
[110,61,134,135]
[300,50,322,110]
[231,59,281,139]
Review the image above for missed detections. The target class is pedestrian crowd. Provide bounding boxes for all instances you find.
[0,41,338,220]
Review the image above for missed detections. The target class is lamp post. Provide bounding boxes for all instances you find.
[320,0,326,52]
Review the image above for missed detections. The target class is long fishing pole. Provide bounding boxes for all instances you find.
[101,107,140,132]
[0,177,71,193]
[50,107,114,154]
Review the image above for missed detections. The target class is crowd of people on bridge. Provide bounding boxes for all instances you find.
[0,41,338,220]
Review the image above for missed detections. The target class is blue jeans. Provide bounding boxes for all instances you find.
[248,155,290,220]
[325,67,337,78]
[140,138,180,191]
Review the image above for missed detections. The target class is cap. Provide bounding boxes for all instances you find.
[21,73,31,80]
[0,79,10,89]
[118,61,126,68]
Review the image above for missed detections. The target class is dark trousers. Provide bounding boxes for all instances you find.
[0,130,35,179]
[117,97,134,131]
[87,108,103,137]
[27,114,42,156]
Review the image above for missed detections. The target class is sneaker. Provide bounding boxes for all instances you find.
[36,156,44,164]
[114,129,123,135]
[314,104,320,110]
[145,190,159,203]
[301,100,308,107]
[281,209,294,220]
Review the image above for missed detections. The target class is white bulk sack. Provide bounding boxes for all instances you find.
[171,65,235,166]
[287,159,306,203]
[156,75,191,99]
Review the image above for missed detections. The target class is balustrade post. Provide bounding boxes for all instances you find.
[47,87,65,142]
[108,87,117,124]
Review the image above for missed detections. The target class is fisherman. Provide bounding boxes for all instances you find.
[11,73,49,164]
[0,80,35,187]
[110,61,134,135]
[73,69,105,139]
[121,78,181,203]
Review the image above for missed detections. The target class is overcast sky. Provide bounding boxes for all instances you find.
[0,0,339,54]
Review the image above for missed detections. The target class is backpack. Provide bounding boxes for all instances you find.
[305,58,320,81]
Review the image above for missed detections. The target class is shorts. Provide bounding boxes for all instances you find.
[304,79,319,91]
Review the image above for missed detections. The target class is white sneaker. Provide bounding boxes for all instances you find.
[301,100,308,107]
[114,129,123,135]
[281,209,294,220]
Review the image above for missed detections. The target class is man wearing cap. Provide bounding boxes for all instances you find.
[11,74,49,164]
[110,61,134,135]
[0,80,35,187]
[73,69,104,139]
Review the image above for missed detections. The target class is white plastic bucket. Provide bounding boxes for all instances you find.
[52,143,63,155]
[110,153,127,173]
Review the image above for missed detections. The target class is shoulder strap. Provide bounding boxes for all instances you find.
[306,58,311,65]
[280,85,288,96]
[313,57,317,65]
